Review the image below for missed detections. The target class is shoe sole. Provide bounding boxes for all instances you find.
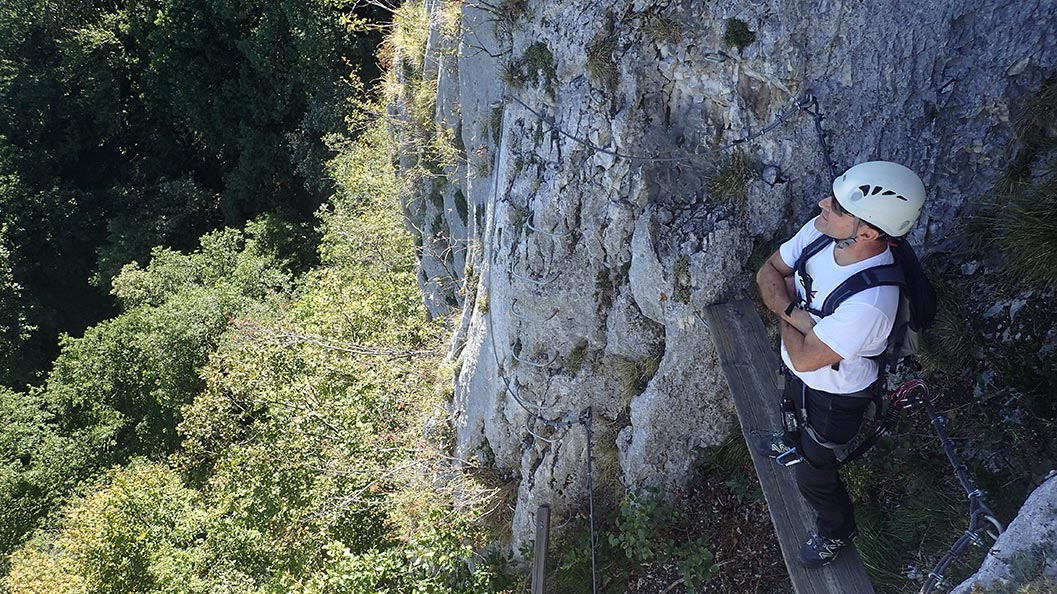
[797,551,841,569]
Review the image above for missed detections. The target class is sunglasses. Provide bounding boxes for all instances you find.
[830,196,851,217]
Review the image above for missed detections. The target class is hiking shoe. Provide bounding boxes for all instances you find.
[754,431,795,459]
[797,532,855,568]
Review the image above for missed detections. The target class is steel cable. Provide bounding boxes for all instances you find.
[473,85,840,593]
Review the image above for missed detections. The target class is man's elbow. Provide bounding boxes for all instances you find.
[789,357,828,374]
[754,262,772,288]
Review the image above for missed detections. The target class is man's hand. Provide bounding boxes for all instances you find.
[786,306,817,335]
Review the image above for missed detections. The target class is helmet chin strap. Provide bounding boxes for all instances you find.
[834,217,861,249]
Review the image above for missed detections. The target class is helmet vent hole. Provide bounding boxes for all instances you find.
[881,190,896,196]
[870,186,884,195]
[858,185,871,196]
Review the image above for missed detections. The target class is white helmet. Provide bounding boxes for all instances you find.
[832,161,926,237]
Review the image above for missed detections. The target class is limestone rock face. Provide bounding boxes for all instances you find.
[397,0,1057,553]
[950,475,1057,594]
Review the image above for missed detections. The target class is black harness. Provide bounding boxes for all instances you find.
[794,234,907,319]
[779,235,909,469]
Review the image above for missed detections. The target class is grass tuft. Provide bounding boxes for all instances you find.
[611,349,663,401]
[991,166,1057,291]
[586,33,617,92]
[644,15,680,45]
[706,150,754,207]
[1013,74,1057,160]
[723,18,756,52]
[564,341,589,376]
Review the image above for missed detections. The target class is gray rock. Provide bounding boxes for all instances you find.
[949,474,1057,594]
[391,0,1057,559]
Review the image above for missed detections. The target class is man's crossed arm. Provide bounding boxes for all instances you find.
[756,251,843,373]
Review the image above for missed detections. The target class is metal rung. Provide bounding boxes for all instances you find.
[527,220,571,238]
[511,301,558,322]
[527,423,558,444]
[505,383,557,413]
[513,351,559,368]
[512,269,561,287]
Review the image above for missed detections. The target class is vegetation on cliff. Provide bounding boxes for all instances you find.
[1,0,1055,592]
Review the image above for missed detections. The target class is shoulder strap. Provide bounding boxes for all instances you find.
[819,262,907,317]
[795,235,834,311]
[794,234,833,271]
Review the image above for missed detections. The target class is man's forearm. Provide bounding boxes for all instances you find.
[780,320,805,360]
[757,262,815,334]
[781,319,842,372]
[756,262,796,317]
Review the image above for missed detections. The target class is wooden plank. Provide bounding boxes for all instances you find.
[703,298,877,594]
[531,504,550,594]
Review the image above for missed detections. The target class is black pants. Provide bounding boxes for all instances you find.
[788,374,872,540]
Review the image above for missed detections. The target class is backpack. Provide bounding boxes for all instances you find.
[793,234,937,378]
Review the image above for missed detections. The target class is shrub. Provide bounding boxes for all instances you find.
[504,42,556,93]
[555,489,717,594]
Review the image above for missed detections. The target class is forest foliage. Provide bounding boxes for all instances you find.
[0,0,519,590]
[0,0,385,387]
[2,113,513,593]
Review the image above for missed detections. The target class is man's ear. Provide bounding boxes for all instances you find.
[859,224,881,241]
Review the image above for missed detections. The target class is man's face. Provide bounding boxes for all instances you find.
[814,195,859,240]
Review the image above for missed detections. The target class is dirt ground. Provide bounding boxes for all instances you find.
[627,470,792,594]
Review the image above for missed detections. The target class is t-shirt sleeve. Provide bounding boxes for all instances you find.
[779,217,822,269]
[811,301,892,360]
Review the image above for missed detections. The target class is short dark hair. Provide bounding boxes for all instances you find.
[862,219,893,242]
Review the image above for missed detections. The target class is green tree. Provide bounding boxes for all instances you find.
[0,0,386,387]
[5,461,205,594]
[0,225,33,384]
[0,386,88,569]
[0,223,290,567]
[46,226,290,461]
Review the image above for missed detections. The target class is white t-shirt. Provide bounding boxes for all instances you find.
[778,217,898,394]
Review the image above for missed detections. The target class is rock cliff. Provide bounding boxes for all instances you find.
[390,0,1057,580]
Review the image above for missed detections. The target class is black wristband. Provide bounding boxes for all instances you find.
[784,301,797,316]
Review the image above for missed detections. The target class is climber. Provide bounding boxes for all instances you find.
[754,161,927,568]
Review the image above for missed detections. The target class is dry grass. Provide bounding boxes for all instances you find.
[706,150,754,207]
[586,33,617,91]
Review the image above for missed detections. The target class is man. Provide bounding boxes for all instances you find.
[755,161,927,567]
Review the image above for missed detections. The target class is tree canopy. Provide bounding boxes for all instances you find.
[0,0,386,387]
